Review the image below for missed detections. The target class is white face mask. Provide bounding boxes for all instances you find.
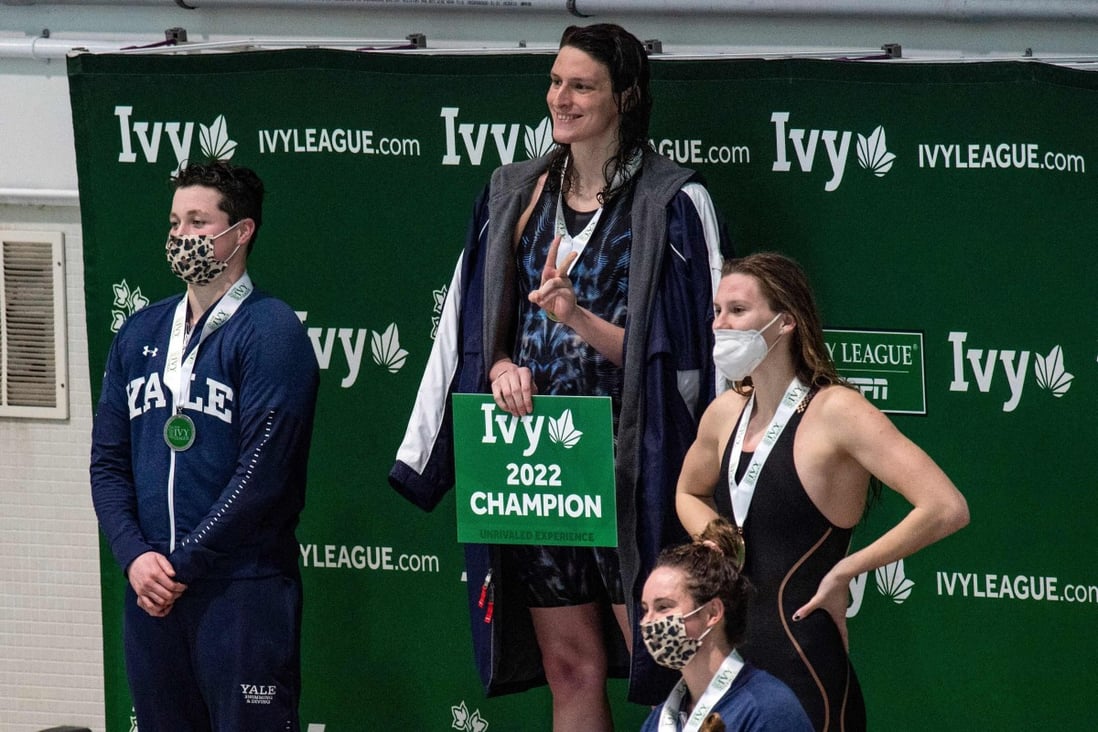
[713,313,783,382]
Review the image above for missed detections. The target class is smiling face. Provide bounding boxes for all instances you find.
[546,45,622,153]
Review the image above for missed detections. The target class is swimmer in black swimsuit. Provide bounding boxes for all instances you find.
[676,252,969,731]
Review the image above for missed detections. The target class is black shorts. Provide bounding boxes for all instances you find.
[503,544,625,607]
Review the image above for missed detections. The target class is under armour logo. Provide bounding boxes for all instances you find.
[143,346,159,357]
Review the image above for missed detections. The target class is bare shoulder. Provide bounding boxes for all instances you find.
[694,389,748,443]
[702,389,749,425]
[811,383,886,421]
[808,383,905,450]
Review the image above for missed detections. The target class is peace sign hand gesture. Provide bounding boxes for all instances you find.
[528,235,579,326]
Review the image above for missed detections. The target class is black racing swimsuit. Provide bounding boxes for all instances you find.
[716,390,866,731]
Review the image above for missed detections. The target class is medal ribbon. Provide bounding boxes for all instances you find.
[163,272,254,410]
[657,651,745,732]
[553,193,604,275]
[727,377,809,530]
[552,151,642,274]
[162,273,253,552]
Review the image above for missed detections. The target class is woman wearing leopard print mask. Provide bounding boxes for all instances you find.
[639,518,812,732]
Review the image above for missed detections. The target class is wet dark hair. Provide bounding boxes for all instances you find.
[654,517,753,646]
[172,160,264,252]
[546,23,654,204]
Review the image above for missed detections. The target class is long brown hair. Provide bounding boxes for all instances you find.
[722,252,842,394]
[722,252,883,507]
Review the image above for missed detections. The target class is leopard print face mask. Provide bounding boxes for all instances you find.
[165,221,243,286]
[641,602,714,670]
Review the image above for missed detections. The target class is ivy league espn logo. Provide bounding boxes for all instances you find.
[825,329,926,414]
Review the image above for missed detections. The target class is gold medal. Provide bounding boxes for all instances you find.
[731,526,746,571]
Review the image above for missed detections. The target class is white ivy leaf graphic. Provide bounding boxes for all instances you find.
[1034,345,1073,397]
[112,280,132,308]
[371,322,409,373]
[451,701,470,730]
[199,114,238,161]
[110,280,150,331]
[469,710,489,732]
[524,116,555,159]
[431,285,448,340]
[875,559,914,604]
[856,125,896,177]
[547,409,583,449]
[433,285,448,314]
[129,287,149,313]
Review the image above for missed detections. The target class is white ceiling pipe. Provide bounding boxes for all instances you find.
[0,188,80,206]
[3,0,564,7]
[0,37,134,60]
[5,33,1098,64]
[0,35,442,60]
[7,0,1098,21]
[0,35,913,62]
[568,0,1098,20]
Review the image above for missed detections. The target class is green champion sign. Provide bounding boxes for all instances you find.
[825,329,926,414]
[452,394,617,547]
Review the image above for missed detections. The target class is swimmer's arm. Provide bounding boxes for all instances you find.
[676,391,747,536]
[830,387,969,580]
[793,388,969,645]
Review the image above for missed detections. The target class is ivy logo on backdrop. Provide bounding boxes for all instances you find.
[104,285,407,386]
[441,107,554,166]
[110,279,150,332]
[452,700,490,731]
[825,329,925,414]
[846,559,916,618]
[297,313,410,386]
[875,560,915,604]
[431,284,448,340]
[115,106,237,174]
[948,331,1074,412]
[369,323,409,374]
[771,112,895,191]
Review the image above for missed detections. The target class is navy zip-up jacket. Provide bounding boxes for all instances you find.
[91,283,318,585]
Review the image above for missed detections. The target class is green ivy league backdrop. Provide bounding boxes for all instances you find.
[69,50,1096,730]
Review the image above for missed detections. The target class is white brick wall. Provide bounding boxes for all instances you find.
[0,207,105,732]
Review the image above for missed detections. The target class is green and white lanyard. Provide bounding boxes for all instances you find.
[658,650,745,732]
